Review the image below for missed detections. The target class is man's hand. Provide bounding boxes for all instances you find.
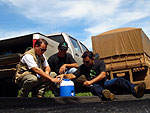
[59,64,66,74]
[56,74,65,82]
[51,77,61,83]
[83,81,92,86]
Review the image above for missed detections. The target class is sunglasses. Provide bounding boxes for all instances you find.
[83,61,90,64]
[60,49,67,51]
[40,48,47,52]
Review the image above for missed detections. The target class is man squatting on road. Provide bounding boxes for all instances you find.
[57,51,146,100]
[15,38,61,97]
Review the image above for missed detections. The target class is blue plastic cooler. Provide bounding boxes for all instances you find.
[60,79,75,97]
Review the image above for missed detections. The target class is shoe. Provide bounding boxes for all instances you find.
[37,95,43,98]
[19,90,28,97]
[134,82,146,98]
[32,93,43,97]
[102,89,115,101]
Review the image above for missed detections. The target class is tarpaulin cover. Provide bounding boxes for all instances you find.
[92,28,150,58]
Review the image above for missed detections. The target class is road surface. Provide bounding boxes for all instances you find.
[0,94,150,113]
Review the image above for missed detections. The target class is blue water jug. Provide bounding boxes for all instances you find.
[60,79,75,97]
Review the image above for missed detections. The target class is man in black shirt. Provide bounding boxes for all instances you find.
[57,51,146,100]
[48,41,78,96]
[48,41,78,75]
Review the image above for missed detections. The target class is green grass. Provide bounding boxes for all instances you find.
[75,92,93,96]
[44,91,93,97]
[44,91,55,97]
[18,90,93,97]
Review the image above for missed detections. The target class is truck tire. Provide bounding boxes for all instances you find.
[0,78,19,97]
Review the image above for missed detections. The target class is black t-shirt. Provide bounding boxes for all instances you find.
[48,53,77,74]
[73,59,106,84]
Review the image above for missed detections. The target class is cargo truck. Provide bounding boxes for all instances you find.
[92,28,150,91]
[0,32,88,97]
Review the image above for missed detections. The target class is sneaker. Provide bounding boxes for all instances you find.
[134,82,146,98]
[102,89,115,101]
[37,95,43,98]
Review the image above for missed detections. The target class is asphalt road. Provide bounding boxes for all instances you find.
[0,94,150,113]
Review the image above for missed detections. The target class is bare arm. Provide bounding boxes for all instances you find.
[65,63,78,68]
[44,66,51,75]
[83,71,106,86]
[32,67,60,83]
[56,73,76,81]
[59,63,78,74]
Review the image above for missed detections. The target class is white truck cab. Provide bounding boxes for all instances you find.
[45,33,88,65]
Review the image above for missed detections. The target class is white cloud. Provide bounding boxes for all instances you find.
[0,0,150,50]
[1,0,120,25]
[85,11,149,35]
[85,0,150,34]
[0,29,35,40]
[2,0,149,28]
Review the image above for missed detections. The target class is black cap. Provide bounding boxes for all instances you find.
[58,41,68,50]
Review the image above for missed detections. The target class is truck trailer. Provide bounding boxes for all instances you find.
[92,28,150,91]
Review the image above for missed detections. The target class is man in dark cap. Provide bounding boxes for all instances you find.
[48,41,78,96]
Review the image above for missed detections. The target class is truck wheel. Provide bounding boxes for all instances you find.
[0,78,19,97]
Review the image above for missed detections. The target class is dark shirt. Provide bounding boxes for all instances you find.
[73,59,106,84]
[48,53,77,75]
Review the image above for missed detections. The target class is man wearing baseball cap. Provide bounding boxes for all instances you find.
[48,41,78,96]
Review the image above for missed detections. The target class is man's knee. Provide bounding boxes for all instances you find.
[116,77,125,82]
[50,72,57,78]
[67,68,77,74]
[24,76,38,84]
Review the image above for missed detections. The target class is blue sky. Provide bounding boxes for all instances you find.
[0,0,150,50]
